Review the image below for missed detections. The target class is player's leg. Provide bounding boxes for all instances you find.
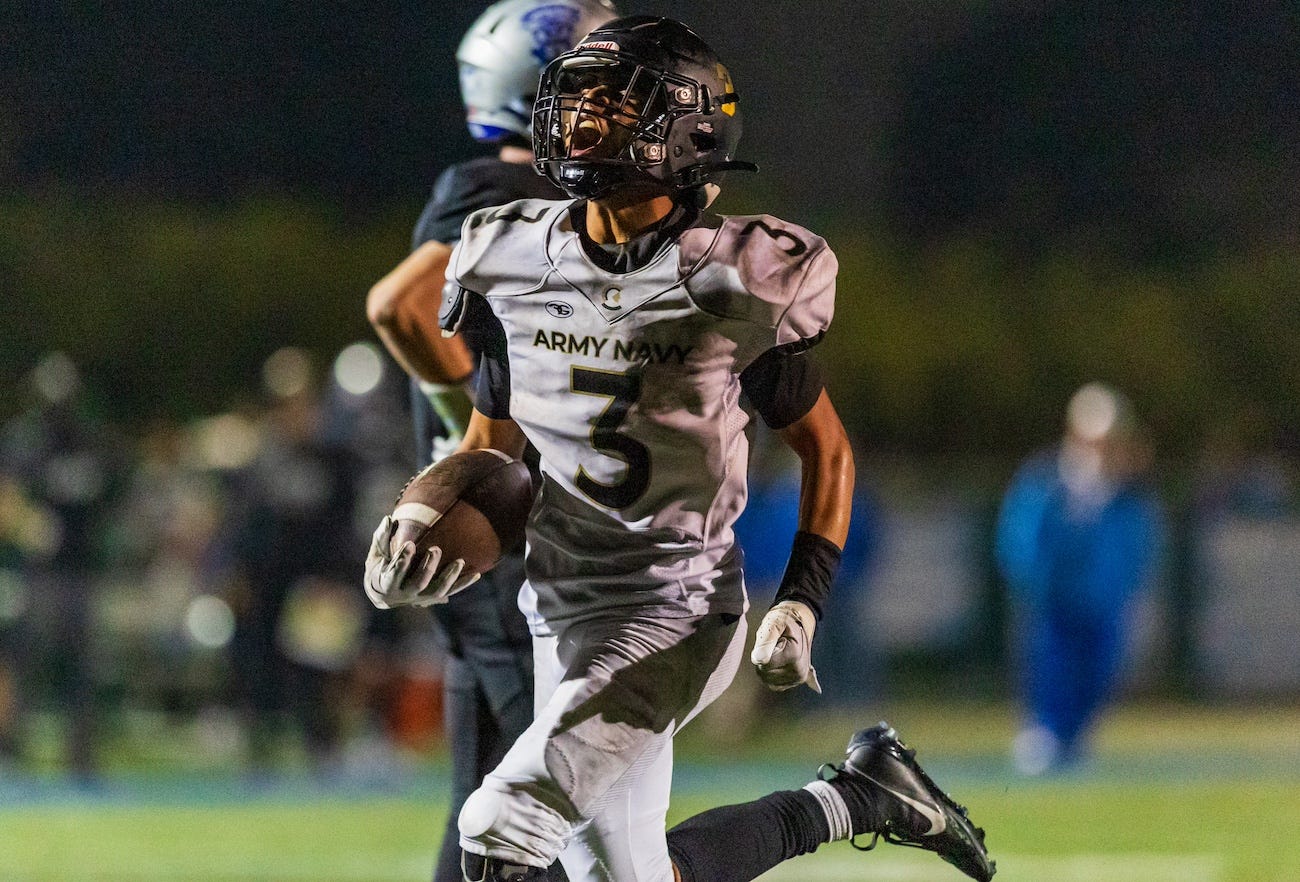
[433,561,534,882]
[459,552,535,754]
[435,654,488,882]
[560,729,676,882]
[559,615,745,882]
[455,617,994,882]
[458,612,743,882]
[666,723,996,882]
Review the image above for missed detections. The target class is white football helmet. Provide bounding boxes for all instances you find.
[457,0,619,143]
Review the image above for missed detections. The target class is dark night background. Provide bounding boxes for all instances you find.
[3,0,1299,453]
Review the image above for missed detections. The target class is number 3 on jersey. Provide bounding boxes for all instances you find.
[571,366,650,509]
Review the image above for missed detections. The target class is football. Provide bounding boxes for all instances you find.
[388,449,534,579]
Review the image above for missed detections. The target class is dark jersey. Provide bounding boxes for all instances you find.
[413,157,562,251]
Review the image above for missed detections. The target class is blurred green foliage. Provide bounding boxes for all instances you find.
[3,192,1297,458]
[820,226,1300,457]
[1,192,408,422]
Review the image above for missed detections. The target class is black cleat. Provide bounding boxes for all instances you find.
[822,722,996,881]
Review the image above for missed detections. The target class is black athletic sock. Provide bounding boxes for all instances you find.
[666,790,831,882]
[825,770,887,836]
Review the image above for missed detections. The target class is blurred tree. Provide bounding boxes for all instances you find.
[4,192,1296,457]
[0,192,406,423]
[821,222,1300,456]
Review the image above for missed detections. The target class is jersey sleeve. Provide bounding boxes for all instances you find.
[444,198,561,299]
[445,289,511,419]
[775,244,837,349]
[681,214,838,354]
[439,200,556,417]
[677,215,838,427]
[465,294,509,421]
[437,280,511,418]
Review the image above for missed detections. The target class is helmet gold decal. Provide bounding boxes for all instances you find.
[717,64,736,117]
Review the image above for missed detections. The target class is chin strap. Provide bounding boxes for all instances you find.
[676,160,760,190]
[706,160,760,174]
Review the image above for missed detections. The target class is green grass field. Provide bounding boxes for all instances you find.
[2,702,1297,882]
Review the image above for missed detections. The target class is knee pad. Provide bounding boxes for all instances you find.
[461,850,548,882]
[459,780,572,866]
[458,787,504,840]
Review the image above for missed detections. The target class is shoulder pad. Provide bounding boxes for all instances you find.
[449,198,569,297]
[438,282,469,335]
[681,214,837,347]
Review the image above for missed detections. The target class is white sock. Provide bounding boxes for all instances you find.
[803,779,853,841]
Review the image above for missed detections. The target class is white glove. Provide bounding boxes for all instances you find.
[751,600,822,693]
[363,515,480,609]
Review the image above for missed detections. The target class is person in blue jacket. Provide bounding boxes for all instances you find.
[995,382,1163,775]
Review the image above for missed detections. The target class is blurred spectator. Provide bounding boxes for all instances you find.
[0,352,126,781]
[214,348,370,774]
[97,418,230,731]
[995,382,1163,775]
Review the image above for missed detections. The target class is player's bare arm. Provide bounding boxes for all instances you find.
[751,391,854,693]
[777,390,855,548]
[457,408,528,461]
[367,239,476,385]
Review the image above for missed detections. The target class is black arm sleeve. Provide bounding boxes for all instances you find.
[739,340,827,430]
[773,530,843,620]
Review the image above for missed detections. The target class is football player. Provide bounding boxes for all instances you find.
[367,15,995,882]
[366,3,619,881]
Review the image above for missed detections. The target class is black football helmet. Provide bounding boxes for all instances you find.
[532,15,757,199]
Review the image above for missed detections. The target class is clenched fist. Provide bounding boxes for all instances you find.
[750,600,822,693]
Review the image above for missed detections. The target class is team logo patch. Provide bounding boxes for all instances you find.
[520,5,583,67]
[601,287,623,310]
[546,300,574,318]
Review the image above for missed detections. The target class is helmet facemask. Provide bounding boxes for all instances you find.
[534,50,722,199]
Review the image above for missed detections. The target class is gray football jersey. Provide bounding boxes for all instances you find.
[445,198,837,633]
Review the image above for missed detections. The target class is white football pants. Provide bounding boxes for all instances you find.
[458,611,747,882]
